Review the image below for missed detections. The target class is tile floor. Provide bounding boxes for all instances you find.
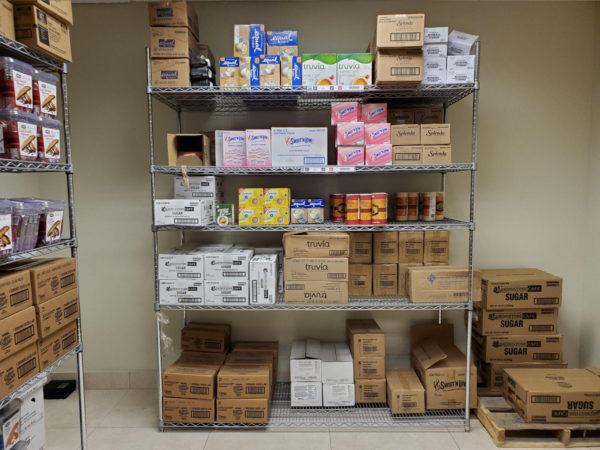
[45,389,596,450]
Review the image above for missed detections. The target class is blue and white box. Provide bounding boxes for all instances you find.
[234,24,266,58]
[270,127,328,167]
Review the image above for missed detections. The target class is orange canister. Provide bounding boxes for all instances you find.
[371,193,388,224]
[331,194,346,223]
[345,194,360,224]
[396,193,408,221]
[407,192,419,221]
[421,192,437,221]
[436,192,444,221]
[359,194,372,224]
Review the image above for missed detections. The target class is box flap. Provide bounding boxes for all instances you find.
[412,340,448,369]
[504,368,600,392]
[290,339,321,360]
[587,367,600,378]
[481,268,561,283]
[410,323,454,347]
[387,368,424,391]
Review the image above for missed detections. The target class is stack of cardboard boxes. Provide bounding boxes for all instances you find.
[473,268,566,394]
[391,123,452,165]
[347,319,387,404]
[283,232,349,304]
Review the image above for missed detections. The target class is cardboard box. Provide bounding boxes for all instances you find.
[217,365,270,399]
[321,342,353,384]
[217,397,269,423]
[349,264,372,297]
[407,266,481,303]
[349,232,373,264]
[479,361,568,391]
[12,0,72,24]
[448,30,478,56]
[259,54,280,86]
[376,14,425,49]
[422,145,451,164]
[398,264,422,297]
[481,269,562,310]
[283,232,349,258]
[37,321,78,370]
[28,258,76,305]
[266,30,298,57]
[204,280,249,305]
[167,133,212,167]
[374,50,423,84]
[0,270,32,320]
[354,356,385,379]
[154,199,212,226]
[392,145,422,164]
[249,254,277,305]
[20,386,45,450]
[181,323,230,353]
[148,1,199,39]
[423,44,448,58]
[415,107,444,124]
[391,124,420,146]
[174,176,223,202]
[163,360,218,400]
[232,341,279,376]
[284,280,348,304]
[302,53,336,86]
[424,27,448,44]
[0,344,38,399]
[421,124,451,145]
[270,127,328,166]
[373,231,398,264]
[234,24,265,58]
[35,288,79,338]
[225,353,274,386]
[387,368,425,414]
[219,57,239,87]
[284,258,348,282]
[473,332,563,364]
[0,0,15,39]
[423,231,449,264]
[178,351,226,366]
[388,109,415,125]
[150,27,199,59]
[0,306,37,361]
[281,55,302,87]
[346,319,385,357]
[504,368,600,423]
[203,248,253,281]
[323,383,355,407]
[151,58,191,87]
[399,231,424,264]
[291,382,322,407]
[373,264,398,297]
[355,378,386,403]
[290,338,321,382]
[14,5,72,62]
[473,306,559,336]
[163,398,214,423]
[158,248,204,280]
[159,279,204,306]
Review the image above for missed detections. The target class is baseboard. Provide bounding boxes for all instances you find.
[52,370,158,389]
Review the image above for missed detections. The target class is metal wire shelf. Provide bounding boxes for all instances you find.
[151,163,475,176]
[162,382,466,430]
[148,84,477,112]
[0,344,82,410]
[154,218,473,232]
[0,34,65,72]
[0,159,73,173]
[0,239,77,267]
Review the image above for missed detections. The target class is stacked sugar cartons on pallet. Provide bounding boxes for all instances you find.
[472,269,566,394]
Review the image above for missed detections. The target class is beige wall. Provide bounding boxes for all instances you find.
[4,1,596,376]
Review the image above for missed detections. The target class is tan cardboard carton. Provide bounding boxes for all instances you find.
[181,323,231,353]
[38,322,78,370]
[373,264,398,296]
[148,1,199,39]
[347,319,385,357]
[14,5,71,62]
[0,270,32,320]
[283,232,349,258]
[422,145,451,164]
[0,0,15,39]
[284,281,348,304]
[398,231,424,264]
[225,353,274,386]
[504,368,600,423]
[473,332,563,364]
[35,288,79,338]
[408,266,481,303]
[151,59,191,87]
[373,231,399,264]
[163,361,218,400]
[388,109,415,125]
[387,368,425,414]
[167,133,212,166]
[0,306,37,361]
[284,258,348,282]
[473,306,559,336]
[481,269,562,310]
[414,107,444,124]
[355,378,386,403]
[354,356,385,379]
[392,145,422,164]
[391,124,420,146]
[231,341,278,376]
[28,258,77,305]
[178,351,226,366]
[0,344,38,398]
[349,264,372,297]
[11,0,73,25]
[349,232,372,264]
[217,365,270,399]
[374,50,423,84]
[150,27,200,59]
[376,14,425,49]
[423,231,449,264]
[420,124,451,145]
[478,361,567,393]
[216,398,269,423]
[163,398,214,423]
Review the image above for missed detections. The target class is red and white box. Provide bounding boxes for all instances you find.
[365,123,391,145]
[365,144,392,166]
[331,102,360,125]
[361,103,387,123]
[245,129,271,167]
[336,122,365,146]
[337,146,365,166]
[223,130,246,167]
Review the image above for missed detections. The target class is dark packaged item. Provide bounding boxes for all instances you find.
[37,116,62,162]
[0,200,12,258]
[43,379,76,399]
[0,57,34,112]
[190,54,212,68]
[0,108,39,160]
[190,66,214,79]
[33,69,59,118]
[10,200,43,251]
[192,80,215,87]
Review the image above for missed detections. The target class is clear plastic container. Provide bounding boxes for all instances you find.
[0,200,13,258]
[9,200,43,252]
[37,116,62,162]
[0,109,39,160]
[33,69,58,118]
[36,199,65,246]
[0,56,34,112]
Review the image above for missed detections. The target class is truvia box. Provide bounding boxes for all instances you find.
[233,24,265,58]
[302,54,337,86]
[336,53,372,86]
[281,56,302,87]
[219,57,239,87]
[270,127,328,166]
[259,55,280,86]
[249,254,278,305]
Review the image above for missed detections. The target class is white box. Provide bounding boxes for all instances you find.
[423,44,447,58]
[174,176,224,220]
[424,27,448,44]
[321,342,354,384]
[291,382,322,407]
[323,383,355,407]
[154,199,213,226]
[222,130,246,167]
[204,248,254,280]
[215,130,224,166]
[245,129,272,167]
[422,71,447,85]
[290,338,322,382]
[270,127,328,166]
[159,279,204,305]
[158,248,204,280]
[448,30,478,55]
[255,247,284,293]
[422,56,447,85]
[204,280,249,305]
[302,54,336,86]
[447,56,475,84]
[20,387,45,450]
[250,254,278,304]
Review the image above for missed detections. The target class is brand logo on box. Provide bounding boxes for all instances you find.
[224,135,244,143]
[371,127,389,139]
[367,107,385,119]
[285,137,313,147]
[161,70,179,80]
[343,149,362,160]
[344,127,361,139]
[373,147,390,159]
[248,134,269,141]
[158,39,176,48]
[433,379,465,391]
[339,105,356,118]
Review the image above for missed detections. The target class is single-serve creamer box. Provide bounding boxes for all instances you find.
[154,199,212,226]
[245,129,271,167]
[336,53,372,86]
[234,24,265,58]
[270,127,328,166]
[222,131,246,166]
[302,54,336,86]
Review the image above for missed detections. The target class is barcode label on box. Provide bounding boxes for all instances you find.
[64,303,78,318]
[390,32,421,42]
[62,332,76,349]
[17,356,37,378]
[61,274,75,288]
[329,250,347,256]
[391,67,420,76]
[246,387,266,395]
[190,386,210,395]
[328,273,346,280]
[532,395,561,404]
[402,402,417,407]
[191,410,211,419]
[15,325,34,344]
[223,297,246,303]
[245,411,265,419]
[174,218,199,225]
[395,153,420,161]
[10,289,29,306]
[178,298,202,303]
[529,325,555,332]
[535,298,559,305]
[179,273,201,279]
[533,353,560,361]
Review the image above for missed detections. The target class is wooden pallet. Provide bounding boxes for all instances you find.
[477,396,600,448]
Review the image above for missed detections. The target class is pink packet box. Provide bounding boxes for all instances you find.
[223,130,246,166]
[361,103,388,123]
[365,144,392,166]
[331,102,360,125]
[337,146,365,166]
[336,122,365,146]
[365,123,391,145]
[245,129,271,167]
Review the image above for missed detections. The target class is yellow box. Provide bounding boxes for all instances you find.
[239,207,264,226]
[263,207,290,225]
[238,188,264,208]
[263,188,290,208]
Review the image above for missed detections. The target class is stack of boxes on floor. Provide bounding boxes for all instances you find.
[472,269,566,394]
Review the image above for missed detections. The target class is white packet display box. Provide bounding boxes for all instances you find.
[203,248,254,280]
[250,254,278,305]
[159,279,204,305]
[158,248,204,280]
[270,127,328,166]
[154,199,212,226]
[204,280,249,305]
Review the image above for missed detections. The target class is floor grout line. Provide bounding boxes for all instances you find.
[448,428,462,450]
